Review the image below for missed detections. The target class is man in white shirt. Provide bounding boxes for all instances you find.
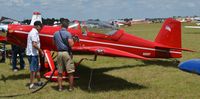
[26,21,44,89]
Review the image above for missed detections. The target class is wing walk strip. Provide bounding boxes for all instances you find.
[14,30,181,54]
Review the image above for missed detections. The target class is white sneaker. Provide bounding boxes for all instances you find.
[29,83,35,89]
[13,69,18,72]
[68,88,74,92]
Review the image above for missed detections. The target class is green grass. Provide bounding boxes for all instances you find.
[1,22,200,99]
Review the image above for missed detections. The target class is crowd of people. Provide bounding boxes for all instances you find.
[0,19,75,92]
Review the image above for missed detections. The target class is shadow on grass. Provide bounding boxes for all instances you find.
[74,64,147,92]
[0,59,179,93]
[51,85,68,92]
[141,59,179,68]
[0,74,7,83]
[0,73,29,82]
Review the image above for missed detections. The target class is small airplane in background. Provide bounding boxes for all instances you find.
[0,16,20,34]
[0,16,20,25]
[0,17,193,80]
[185,17,200,29]
[110,19,131,27]
[193,17,200,25]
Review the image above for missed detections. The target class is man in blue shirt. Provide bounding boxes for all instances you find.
[53,19,75,91]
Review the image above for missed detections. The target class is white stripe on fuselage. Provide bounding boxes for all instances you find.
[14,30,181,54]
[15,30,53,37]
[80,39,181,54]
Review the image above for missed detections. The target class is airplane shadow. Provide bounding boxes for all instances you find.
[141,59,179,68]
[73,64,147,92]
[0,59,178,92]
[0,64,147,93]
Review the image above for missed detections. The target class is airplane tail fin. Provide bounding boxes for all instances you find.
[155,18,181,48]
[30,12,42,25]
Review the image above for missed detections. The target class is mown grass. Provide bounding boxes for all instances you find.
[1,22,200,99]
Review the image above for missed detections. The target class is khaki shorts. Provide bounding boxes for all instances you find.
[57,52,75,74]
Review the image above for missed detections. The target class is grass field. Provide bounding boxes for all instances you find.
[1,22,200,99]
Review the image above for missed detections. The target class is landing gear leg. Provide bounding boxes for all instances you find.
[173,59,180,64]
[75,54,97,91]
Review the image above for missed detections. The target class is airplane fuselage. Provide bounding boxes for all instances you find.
[7,24,181,59]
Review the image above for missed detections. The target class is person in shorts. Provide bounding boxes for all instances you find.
[53,19,75,91]
[26,21,44,89]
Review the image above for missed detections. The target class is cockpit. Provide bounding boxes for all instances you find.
[83,21,118,35]
[68,20,123,40]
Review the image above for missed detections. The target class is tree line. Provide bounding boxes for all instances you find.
[22,18,67,26]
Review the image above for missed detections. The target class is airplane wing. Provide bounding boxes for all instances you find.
[73,46,150,60]
[185,26,200,29]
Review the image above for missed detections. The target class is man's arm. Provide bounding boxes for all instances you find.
[32,41,44,56]
[52,37,55,46]
[68,38,74,47]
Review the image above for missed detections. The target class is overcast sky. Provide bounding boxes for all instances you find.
[0,0,200,21]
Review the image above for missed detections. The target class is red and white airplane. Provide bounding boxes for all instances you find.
[0,18,193,80]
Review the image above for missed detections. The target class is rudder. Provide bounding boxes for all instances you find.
[155,18,181,48]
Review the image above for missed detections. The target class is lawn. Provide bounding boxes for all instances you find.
[0,21,200,99]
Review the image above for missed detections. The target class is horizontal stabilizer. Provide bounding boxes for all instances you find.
[172,48,195,52]
[155,44,195,52]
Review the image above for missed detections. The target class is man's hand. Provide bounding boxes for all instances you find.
[68,39,74,47]
[33,41,44,57]
[40,50,44,57]
[72,35,79,42]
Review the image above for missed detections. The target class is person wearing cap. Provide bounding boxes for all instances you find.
[26,21,44,89]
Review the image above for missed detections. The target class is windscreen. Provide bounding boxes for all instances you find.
[85,21,118,35]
